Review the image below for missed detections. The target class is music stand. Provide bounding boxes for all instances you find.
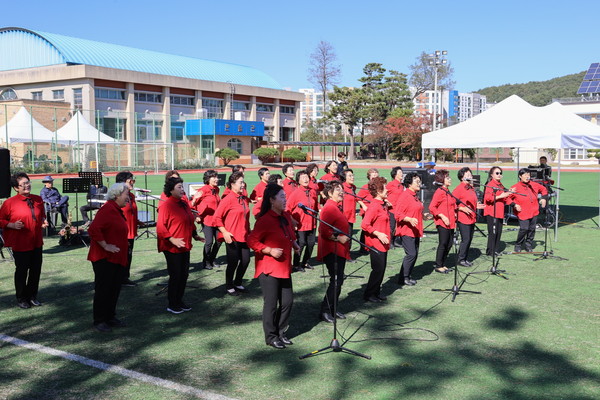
[63,178,91,226]
[78,172,103,186]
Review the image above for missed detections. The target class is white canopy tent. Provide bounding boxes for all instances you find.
[56,110,115,144]
[422,95,600,240]
[0,106,56,143]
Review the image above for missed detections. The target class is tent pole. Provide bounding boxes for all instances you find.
[53,108,58,173]
[30,106,34,172]
[555,150,561,241]
[95,142,99,172]
[516,148,520,176]
[4,104,8,146]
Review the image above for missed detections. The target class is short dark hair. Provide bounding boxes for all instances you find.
[368,177,387,198]
[391,166,403,179]
[457,167,471,181]
[282,163,294,175]
[231,164,245,173]
[165,170,180,181]
[11,172,29,189]
[338,152,346,158]
[258,167,269,178]
[487,167,503,183]
[518,168,530,177]
[540,156,548,162]
[403,172,420,187]
[324,180,342,198]
[325,160,338,173]
[367,168,379,180]
[115,171,133,183]
[203,169,218,184]
[306,163,319,175]
[163,177,183,197]
[434,169,449,184]
[258,183,284,217]
[295,169,308,182]
[227,171,245,188]
[268,174,282,186]
[341,168,354,182]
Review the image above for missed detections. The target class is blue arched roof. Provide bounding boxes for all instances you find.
[0,27,283,90]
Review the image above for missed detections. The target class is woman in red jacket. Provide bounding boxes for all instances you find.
[0,172,48,309]
[394,172,424,286]
[157,177,202,314]
[286,170,317,272]
[341,169,357,234]
[248,183,299,349]
[87,183,131,332]
[483,167,516,256]
[429,170,456,274]
[214,171,251,296]
[510,168,547,252]
[452,167,484,267]
[361,177,390,303]
[157,170,190,210]
[317,181,350,323]
[192,169,221,270]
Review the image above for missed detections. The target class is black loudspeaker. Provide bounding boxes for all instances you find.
[217,173,227,186]
[0,148,11,199]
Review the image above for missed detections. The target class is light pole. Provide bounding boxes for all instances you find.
[428,50,448,131]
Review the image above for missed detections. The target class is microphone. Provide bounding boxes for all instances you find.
[315,179,329,184]
[298,202,318,214]
[134,187,151,193]
[433,181,444,187]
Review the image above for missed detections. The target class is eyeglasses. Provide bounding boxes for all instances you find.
[494,172,503,175]
[18,182,32,188]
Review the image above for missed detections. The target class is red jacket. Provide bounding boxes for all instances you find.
[308,177,320,193]
[283,178,297,199]
[250,181,267,217]
[394,189,424,238]
[342,182,357,223]
[453,181,478,225]
[286,186,318,231]
[429,187,457,229]
[156,196,197,253]
[484,179,513,218]
[361,198,390,252]
[317,199,350,261]
[0,194,45,252]
[193,185,220,226]
[122,192,139,239]
[87,200,129,266]
[158,192,190,210]
[357,184,373,218]
[510,180,547,220]
[318,173,338,204]
[386,179,405,211]
[222,187,248,199]
[213,192,250,242]
[247,210,296,279]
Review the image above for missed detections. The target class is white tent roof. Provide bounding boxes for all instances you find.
[422,95,600,149]
[56,110,116,143]
[0,107,56,143]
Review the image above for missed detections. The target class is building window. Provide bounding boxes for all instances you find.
[73,88,82,110]
[170,96,194,106]
[171,121,185,142]
[227,138,242,153]
[202,98,223,119]
[280,127,295,141]
[136,115,162,141]
[97,117,126,140]
[52,89,64,100]
[95,88,126,100]
[257,104,274,112]
[232,101,250,111]
[281,106,295,114]
[565,148,586,160]
[134,92,162,103]
[32,91,43,101]
[1,88,18,100]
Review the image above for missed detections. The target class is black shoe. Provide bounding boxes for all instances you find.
[167,307,184,314]
[203,262,213,270]
[94,322,112,332]
[122,279,137,287]
[365,295,382,303]
[226,288,240,296]
[17,300,30,309]
[377,294,388,301]
[335,311,346,319]
[320,312,335,323]
[107,318,127,328]
[292,266,305,273]
[268,339,286,349]
[434,267,450,274]
[179,303,192,312]
[29,299,42,307]
[525,246,533,252]
[459,260,473,267]
[235,286,249,293]
[514,246,521,253]
[303,263,314,270]
[404,278,416,286]
[280,336,293,345]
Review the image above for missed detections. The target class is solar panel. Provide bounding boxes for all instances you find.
[577,63,600,94]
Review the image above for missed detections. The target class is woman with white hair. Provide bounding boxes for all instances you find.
[87,183,131,332]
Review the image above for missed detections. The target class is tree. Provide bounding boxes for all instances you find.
[408,51,455,99]
[253,147,278,164]
[328,86,366,160]
[282,148,307,163]
[387,115,432,161]
[215,148,239,165]
[308,41,341,139]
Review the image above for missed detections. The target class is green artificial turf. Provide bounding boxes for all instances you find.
[0,167,599,400]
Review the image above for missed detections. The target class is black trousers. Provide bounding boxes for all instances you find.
[92,259,123,325]
[202,224,221,266]
[400,236,420,279]
[516,215,538,248]
[365,250,387,298]
[486,216,503,255]
[320,253,346,314]
[164,251,190,308]
[258,273,293,345]
[389,212,398,247]
[13,246,43,302]
[293,229,315,267]
[56,196,69,223]
[457,222,474,262]
[435,226,454,268]
[123,238,134,280]
[225,241,250,288]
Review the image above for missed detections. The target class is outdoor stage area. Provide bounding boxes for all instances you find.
[0,165,599,400]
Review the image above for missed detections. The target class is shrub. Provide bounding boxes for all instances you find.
[282,148,307,163]
[215,148,240,165]
[253,147,279,164]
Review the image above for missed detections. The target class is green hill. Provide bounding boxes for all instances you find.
[476,71,586,106]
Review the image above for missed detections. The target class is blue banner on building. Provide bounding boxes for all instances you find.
[185,119,265,137]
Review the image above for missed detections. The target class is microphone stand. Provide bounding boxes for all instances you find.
[431,187,482,301]
[534,192,568,262]
[298,206,375,361]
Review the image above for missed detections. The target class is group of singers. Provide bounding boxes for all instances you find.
[0,160,549,348]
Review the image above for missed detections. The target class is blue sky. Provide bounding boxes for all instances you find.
[2,0,596,93]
